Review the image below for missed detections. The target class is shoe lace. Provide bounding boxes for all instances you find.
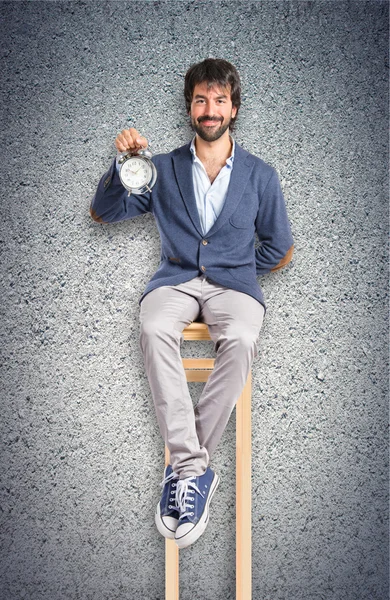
[175,477,205,519]
[160,469,180,510]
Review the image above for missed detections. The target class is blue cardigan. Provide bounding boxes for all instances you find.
[90,141,294,311]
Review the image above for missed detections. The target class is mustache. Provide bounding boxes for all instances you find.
[197,116,223,124]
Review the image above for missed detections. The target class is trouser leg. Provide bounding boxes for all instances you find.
[139,282,210,479]
[195,284,265,458]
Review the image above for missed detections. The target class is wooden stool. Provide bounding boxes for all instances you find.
[164,321,252,599]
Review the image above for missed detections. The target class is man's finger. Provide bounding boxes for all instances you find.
[134,135,148,148]
[115,134,133,152]
[123,129,148,148]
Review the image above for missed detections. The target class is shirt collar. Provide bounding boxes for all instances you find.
[190,136,235,167]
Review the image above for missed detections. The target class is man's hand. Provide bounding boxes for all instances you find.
[115,128,148,154]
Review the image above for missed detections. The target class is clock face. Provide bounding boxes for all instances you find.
[120,156,153,190]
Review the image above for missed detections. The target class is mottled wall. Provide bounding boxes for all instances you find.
[1,1,388,599]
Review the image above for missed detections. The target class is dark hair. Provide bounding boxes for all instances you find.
[184,58,241,130]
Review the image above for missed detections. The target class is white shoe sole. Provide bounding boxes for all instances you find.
[155,503,179,539]
[174,473,220,549]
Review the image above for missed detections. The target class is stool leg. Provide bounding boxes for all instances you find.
[165,446,179,600]
[236,372,252,599]
[163,324,252,598]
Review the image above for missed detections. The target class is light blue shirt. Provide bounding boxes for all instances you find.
[116,136,235,236]
[190,136,235,236]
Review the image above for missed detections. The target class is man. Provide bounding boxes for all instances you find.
[90,58,294,549]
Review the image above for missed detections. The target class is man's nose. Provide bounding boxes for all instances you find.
[204,100,218,112]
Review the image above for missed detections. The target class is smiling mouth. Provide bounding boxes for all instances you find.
[199,119,222,126]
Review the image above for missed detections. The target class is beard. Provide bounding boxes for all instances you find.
[190,113,232,142]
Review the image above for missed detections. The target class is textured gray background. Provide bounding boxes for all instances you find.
[0,1,388,599]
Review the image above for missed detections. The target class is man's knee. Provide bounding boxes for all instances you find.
[139,319,181,351]
[216,323,260,352]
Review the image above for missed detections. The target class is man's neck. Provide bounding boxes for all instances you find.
[194,131,233,164]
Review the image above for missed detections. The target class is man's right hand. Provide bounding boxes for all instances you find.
[115,128,148,154]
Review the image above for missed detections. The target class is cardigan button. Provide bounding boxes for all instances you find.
[201,265,206,272]
[202,240,208,245]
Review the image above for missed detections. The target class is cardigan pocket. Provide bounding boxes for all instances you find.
[227,265,256,282]
[229,212,255,229]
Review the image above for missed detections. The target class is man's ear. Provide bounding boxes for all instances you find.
[232,106,237,119]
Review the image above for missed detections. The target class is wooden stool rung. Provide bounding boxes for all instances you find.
[181,358,215,370]
[181,322,211,340]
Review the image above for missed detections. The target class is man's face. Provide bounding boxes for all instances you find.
[189,82,237,143]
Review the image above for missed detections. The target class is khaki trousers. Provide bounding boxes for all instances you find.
[139,275,265,479]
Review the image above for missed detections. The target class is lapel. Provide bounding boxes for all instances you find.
[172,143,203,236]
[172,141,254,238]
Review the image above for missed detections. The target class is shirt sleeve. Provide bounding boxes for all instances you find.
[89,157,152,223]
[255,168,294,275]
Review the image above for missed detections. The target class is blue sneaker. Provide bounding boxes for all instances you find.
[174,467,220,549]
[155,464,180,539]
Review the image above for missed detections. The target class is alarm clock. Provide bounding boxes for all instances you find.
[118,148,157,195]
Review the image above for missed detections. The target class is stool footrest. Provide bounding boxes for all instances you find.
[182,358,215,369]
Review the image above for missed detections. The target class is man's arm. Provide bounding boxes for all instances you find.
[90,158,151,223]
[90,127,152,224]
[270,243,294,271]
[255,168,294,275]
